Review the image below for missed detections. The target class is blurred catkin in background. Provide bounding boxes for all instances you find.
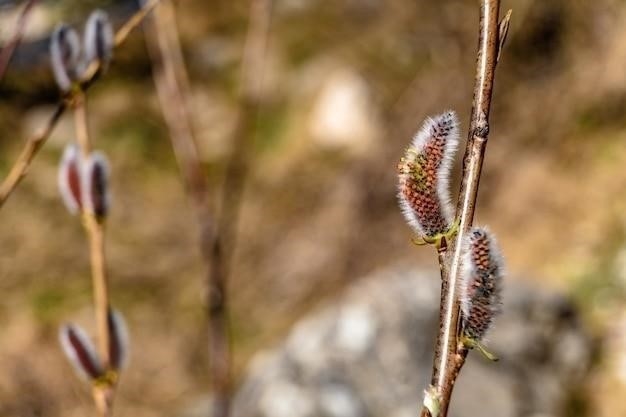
[0,0,625,416]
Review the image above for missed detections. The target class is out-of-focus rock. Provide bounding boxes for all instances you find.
[232,265,593,417]
[307,68,381,155]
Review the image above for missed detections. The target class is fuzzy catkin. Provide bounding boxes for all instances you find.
[82,152,111,219]
[58,144,83,214]
[59,324,104,381]
[397,111,459,239]
[50,24,81,92]
[459,227,504,341]
[84,10,114,71]
[108,309,130,371]
[58,145,111,219]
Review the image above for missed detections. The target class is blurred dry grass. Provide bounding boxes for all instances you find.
[0,0,625,416]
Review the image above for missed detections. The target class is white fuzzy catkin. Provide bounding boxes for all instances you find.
[459,227,505,341]
[397,111,459,238]
[83,10,114,71]
[59,324,104,381]
[58,145,111,218]
[108,309,130,370]
[58,144,83,215]
[50,24,81,92]
[81,151,111,219]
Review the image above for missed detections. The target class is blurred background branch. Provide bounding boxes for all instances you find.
[0,1,625,416]
[0,0,159,209]
[144,0,272,416]
[0,0,38,83]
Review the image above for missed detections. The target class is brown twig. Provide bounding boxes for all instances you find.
[142,2,230,416]
[0,0,39,83]
[114,0,160,47]
[420,2,510,417]
[0,103,66,208]
[85,212,114,417]
[74,92,92,156]
[73,89,113,417]
[0,0,161,209]
[143,1,272,416]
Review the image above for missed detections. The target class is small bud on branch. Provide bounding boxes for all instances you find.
[58,145,111,220]
[82,151,111,220]
[423,385,442,417]
[59,324,104,381]
[58,144,83,214]
[84,10,114,72]
[50,24,81,92]
[107,308,129,371]
[398,111,459,242]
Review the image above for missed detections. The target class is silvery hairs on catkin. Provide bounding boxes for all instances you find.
[459,227,505,341]
[397,111,459,239]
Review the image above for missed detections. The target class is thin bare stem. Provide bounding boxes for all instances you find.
[143,1,271,416]
[219,0,272,249]
[74,93,92,157]
[0,0,160,209]
[142,2,231,415]
[420,1,508,417]
[0,0,39,83]
[0,103,66,208]
[211,2,272,411]
[114,0,160,47]
[87,213,111,366]
[86,215,113,417]
[73,90,113,416]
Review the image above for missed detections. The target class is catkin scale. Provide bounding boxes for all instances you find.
[83,152,110,219]
[58,144,83,214]
[50,24,81,92]
[108,309,130,370]
[459,227,504,341]
[397,111,459,238]
[59,324,104,381]
[58,145,111,219]
[84,10,114,71]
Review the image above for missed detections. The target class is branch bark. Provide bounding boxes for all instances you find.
[0,0,39,83]
[143,1,271,416]
[73,88,114,417]
[0,0,160,209]
[420,1,511,416]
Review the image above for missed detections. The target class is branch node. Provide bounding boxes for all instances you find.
[474,111,489,139]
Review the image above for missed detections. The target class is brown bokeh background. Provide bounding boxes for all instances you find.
[1,0,625,416]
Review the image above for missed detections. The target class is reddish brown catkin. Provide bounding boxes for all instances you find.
[59,324,104,381]
[459,227,505,341]
[397,111,459,240]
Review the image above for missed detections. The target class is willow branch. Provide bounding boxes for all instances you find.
[0,0,39,82]
[72,89,113,417]
[210,1,272,414]
[0,0,160,209]
[420,2,511,417]
[143,2,227,416]
[144,1,271,415]
[85,214,113,417]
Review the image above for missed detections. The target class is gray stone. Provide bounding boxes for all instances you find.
[232,265,594,417]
